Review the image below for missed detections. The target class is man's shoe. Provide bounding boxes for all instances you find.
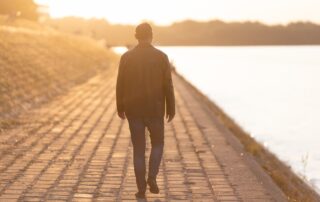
[135,191,146,199]
[147,178,159,194]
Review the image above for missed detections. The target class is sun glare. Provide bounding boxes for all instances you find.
[37,0,186,25]
[36,0,320,25]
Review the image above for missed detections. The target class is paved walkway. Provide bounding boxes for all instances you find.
[0,69,286,201]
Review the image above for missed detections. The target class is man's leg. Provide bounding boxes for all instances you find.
[146,118,164,181]
[127,118,147,194]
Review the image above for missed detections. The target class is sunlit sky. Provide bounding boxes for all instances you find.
[36,0,320,25]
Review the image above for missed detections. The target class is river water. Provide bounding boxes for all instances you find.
[113,46,320,192]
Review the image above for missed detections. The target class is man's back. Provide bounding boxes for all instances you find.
[116,43,175,118]
[116,23,175,198]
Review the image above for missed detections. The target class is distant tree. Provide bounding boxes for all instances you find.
[0,0,39,21]
[45,17,320,45]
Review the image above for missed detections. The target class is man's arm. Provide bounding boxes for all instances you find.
[163,55,175,122]
[116,55,126,119]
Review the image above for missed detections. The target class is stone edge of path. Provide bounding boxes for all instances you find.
[174,71,320,202]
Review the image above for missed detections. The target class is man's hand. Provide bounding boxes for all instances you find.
[118,112,126,120]
[166,113,174,123]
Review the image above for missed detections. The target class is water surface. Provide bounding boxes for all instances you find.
[113,46,320,192]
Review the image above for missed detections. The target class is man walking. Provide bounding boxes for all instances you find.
[116,23,175,199]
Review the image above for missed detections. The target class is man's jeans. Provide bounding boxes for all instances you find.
[127,117,164,193]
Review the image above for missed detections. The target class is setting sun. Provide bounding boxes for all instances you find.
[36,0,320,25]
[0,0,320,202]
[1,0,320,200]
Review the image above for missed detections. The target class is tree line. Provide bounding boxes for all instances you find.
[46,17,320,46]
[0,0,39,20]
[1,0,320,46]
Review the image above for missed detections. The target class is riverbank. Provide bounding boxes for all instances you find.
[0,64,288,201]
[0,18,117,126]
[175,73,320,201]
[1,17,318,200]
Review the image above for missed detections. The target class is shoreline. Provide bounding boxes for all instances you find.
[174,71,320,201]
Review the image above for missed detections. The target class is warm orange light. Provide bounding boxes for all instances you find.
[36,0,320,25]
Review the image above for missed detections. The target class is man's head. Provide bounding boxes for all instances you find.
[135,23,153,43]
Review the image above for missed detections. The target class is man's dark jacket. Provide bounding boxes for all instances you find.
[116,43,175,118]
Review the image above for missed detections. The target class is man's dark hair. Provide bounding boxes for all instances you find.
[135,23,153,40]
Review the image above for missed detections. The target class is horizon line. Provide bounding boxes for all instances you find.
[46,16,320,27]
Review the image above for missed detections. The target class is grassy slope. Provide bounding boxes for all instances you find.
[0,17,117,126]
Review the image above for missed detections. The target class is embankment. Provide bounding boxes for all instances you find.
[0,17,117,126]
[175,73,320,202]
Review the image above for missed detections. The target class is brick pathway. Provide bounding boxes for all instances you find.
[0,69,286,201]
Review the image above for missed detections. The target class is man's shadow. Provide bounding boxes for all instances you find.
[136,198,162,202]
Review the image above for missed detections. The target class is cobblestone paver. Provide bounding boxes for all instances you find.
[0,69,286,201]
